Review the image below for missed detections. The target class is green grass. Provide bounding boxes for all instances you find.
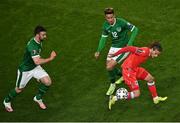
[0,0,180,121]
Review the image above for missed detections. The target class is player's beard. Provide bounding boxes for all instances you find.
[40,37,46,42]
[41,39,44,42]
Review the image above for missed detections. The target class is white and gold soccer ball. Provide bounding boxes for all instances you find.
[116,88,128,100]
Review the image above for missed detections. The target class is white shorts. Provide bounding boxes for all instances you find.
[16,66,49,88]
[107,47,129,63]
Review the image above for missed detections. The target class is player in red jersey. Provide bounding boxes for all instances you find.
[108,42,167,110]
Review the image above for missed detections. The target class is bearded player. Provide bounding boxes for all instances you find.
[3,25,57,112]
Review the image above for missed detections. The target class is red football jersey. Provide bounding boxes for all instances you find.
[114,46,150,69]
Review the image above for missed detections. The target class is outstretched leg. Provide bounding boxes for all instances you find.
[145,73,167,104]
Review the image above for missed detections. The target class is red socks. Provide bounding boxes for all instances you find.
[147,81,158,98]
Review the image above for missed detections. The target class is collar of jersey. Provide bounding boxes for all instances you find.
[34,38,41,44]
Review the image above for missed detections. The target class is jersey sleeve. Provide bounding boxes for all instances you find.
[121,19,135,32]
[27,44,40,58]
[101,22,109,37]
[114,47,149,57]
[114,46,137,56]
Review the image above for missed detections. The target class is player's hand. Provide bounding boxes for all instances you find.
[50,51,57,60]
[94,52,100,59]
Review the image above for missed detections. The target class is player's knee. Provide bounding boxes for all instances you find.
[145,74,154,82]
[15,87,23,93]
[147,76,154,83]
[106,65,113,71]
[40,76,52,86]
[106,60,117,71]
[47,79,52,86]
[44,79,52,86]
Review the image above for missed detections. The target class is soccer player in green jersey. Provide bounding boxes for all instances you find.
[3,25,57,112]
[95,8,138,96]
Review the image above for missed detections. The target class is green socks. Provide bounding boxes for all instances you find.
[114,67,122,76]
[108,68,122,83]
[35,83,49,100]
[4,89,18,103]
[4,83,50,102]
[108,70,116,83]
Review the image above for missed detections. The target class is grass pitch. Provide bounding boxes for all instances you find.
[0,0,180,121]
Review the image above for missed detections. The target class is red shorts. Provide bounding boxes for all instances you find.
[122,67,149,91]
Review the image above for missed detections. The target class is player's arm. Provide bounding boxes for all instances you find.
[96,35,108,52]
[128,25,138,46]
[112,46,137,57]
[95,36,107,59]
[95,24,109,59]
[28,45,56,65]
[122,19,139,46]
[32,51,56,65]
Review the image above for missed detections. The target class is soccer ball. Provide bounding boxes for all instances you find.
[116,88,128,100]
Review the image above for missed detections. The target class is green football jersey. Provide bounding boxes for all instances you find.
[19,38,42,72]
[102,18,134,48]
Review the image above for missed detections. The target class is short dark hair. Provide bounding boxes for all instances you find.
[149,41,163,52]
[104,7,114,15]
[34,25,46,35]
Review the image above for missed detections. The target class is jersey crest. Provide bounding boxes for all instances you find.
[136,49,145,54]
[116,27,122,32]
